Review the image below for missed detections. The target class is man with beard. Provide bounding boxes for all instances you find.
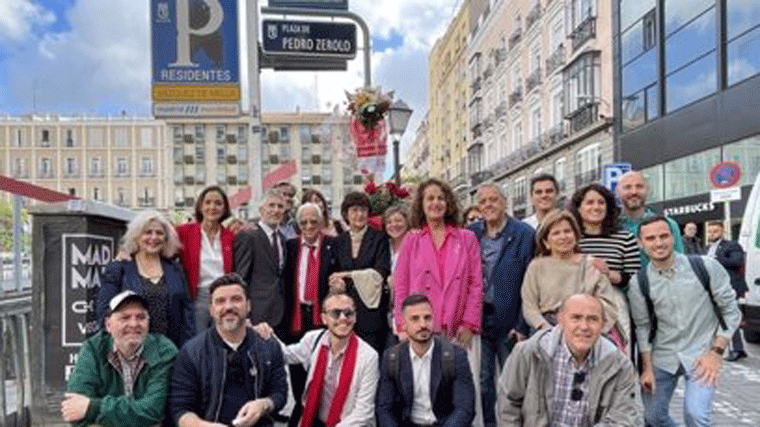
[63,291,178,427]
[254,292,379,427]
[377,294,475,427]
[169,273,288,427]
[498,294,643,426]
[617,171,684,263]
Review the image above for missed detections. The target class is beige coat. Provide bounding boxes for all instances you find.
[497,327,643,426]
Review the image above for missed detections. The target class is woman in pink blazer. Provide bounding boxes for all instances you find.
[175,186,235,329]
[393,178,483,346]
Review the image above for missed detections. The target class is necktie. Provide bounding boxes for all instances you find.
[305,245,319,303]
[272,231,280,268]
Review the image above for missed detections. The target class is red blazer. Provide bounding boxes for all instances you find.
[176,222,234,299]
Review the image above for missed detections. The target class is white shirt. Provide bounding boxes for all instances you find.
[523,214,539,230]
[298,236,321,303]
[707,239,722,258]
[259,220,284,268]
[199,228,224,290]
[410,340,437,425]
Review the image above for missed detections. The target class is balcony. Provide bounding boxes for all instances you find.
[38,171,54,179]
[139,171,156,178]
[451,174,467,190]
[546,123,566,146]
[483,65,494,82]
[526,67,542,93]
[494,101,507,118]
[565,102,600,134]
[508,27,522,50]
[138,197,156,208]
[183,176,195,185]
[512,195,527,207]
[471,122,483,139]
[471,170,494,186]
[183,134,193,144]
[226,135,237,144]
[89,170,104,178]
[227,155,237,164]
[114,199,130,208]
[184,155,194,164]
[545,44,565,76]
[574,169,600,188]
[509,86,523,108]
[470,77,482,93]
[570,16,596,52]
[483,114,494,130]
[524,138,543,158]
[493,48,508,67]
[63,172,80,179]
[526,4,542,31]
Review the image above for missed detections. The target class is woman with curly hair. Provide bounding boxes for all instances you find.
[569,183,640,344]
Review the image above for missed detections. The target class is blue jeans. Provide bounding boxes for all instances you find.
[643,365,715,427]
[480,310,512,427]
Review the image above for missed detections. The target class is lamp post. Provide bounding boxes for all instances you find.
[387,99,413,185]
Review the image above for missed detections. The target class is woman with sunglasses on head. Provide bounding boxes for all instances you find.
[329,191,391,353]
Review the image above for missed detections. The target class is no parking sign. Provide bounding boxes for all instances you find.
[602,163,632,194]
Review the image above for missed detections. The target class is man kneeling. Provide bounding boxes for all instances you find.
[498,293,643,426]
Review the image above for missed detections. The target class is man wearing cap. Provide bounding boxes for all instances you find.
[63,290,178,427]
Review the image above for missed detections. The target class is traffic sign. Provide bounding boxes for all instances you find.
[269,0,348,10]
[262,19,357,59]
[710,187,742,204]
[602,163,632,194]
[709,162,742,188]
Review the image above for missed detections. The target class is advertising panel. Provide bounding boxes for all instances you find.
[152,0,240,116]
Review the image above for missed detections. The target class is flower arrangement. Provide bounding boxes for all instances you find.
[345,87,394,129]
[364,178,411,216]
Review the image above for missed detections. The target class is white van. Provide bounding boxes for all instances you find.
[738,171,760,342]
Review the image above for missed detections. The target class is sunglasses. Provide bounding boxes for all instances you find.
[324,308,356,319]
[571,371,586,401]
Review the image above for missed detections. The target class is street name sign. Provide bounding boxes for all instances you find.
[710,187,742,204]
[263,19,357,59]
[269,0,348,10]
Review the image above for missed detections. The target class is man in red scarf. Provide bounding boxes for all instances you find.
[254,292,379,427]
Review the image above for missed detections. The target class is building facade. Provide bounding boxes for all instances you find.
[467,0,615,217]
[426,2,473,199]
[259,111,362,217]
[402,113,431,182]
[0,114,169,210]
[614,0,760,235]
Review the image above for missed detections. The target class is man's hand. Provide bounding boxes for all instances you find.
[328,272,348,292]
[61,392,90,422]
[640,366,655,394]
[232,399,272,427]
[455,327,474,349]
[115,248,132,262]
[507,329,526,343]
[252,322,275,340]
[694,349,723,387]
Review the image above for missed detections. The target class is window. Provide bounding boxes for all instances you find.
[238,126,246,141]
[141,157,153,176]
[117,158,128,176]
[723,135,760,187]
[554,157,566,191]
[141,128,152,148]
[13,158,29,177]
[727,2,760,87]
[66,129,74,147]
[552,85,564,126]
[117,188,126,206]
[514,176,528,207]
[41,129,49,144]
[93,187,101,201]
[563,52,601,115]
[173,126,182,139]
[238,165,249,183]
[238,146,248,162]
[216,125,225,141]
[88,128,104,147]
[195,146,205,164]
[511,62,521,92]
[115,128,127,147]
[513,121,522,151]
[551,14,564,51]
[65,158,78,176]
[621,48,658,131]
[666,52,717,113]
[40,158,53,178]
[195,168,206,184]
[195,125,205,139]
[569,0,595,30]
[90,157,102,176]
[620,0,656,33]
[280,127,290,142]
[663,147,720,199]
[530,39,541,74]
[531,106,541,139]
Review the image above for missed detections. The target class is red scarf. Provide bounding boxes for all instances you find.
[292,239,322,335]
[300,333,359,427]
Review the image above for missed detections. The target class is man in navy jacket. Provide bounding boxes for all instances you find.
[469,183,536,427]
[377,294,475,427]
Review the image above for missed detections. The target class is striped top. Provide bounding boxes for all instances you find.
[579,229,641,278]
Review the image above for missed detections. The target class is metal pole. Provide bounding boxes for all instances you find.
[12,195,22,292]
[260,7,372,87]
[724,201,732,240]
[394,138,400,185]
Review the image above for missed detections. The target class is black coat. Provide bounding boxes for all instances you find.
[713,239,748,295]
[333,226,391,352]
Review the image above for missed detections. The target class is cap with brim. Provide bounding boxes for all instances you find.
[107,290,149,315]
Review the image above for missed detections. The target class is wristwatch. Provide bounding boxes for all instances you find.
[711,346,725,356]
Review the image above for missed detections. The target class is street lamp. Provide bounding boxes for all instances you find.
[387,99,413,185]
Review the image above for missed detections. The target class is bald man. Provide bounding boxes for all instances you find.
[617,171,684,263]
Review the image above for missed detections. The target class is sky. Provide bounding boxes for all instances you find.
[0,0,462,175]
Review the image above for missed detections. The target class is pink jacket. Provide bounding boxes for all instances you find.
[393,225,483,337]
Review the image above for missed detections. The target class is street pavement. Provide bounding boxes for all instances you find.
[666,340,760,425]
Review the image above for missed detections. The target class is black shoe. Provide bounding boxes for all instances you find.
[727,351,748,361]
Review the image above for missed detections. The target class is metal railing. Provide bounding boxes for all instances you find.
[526,68,542,93]
[570,16,596,52]
[545,44,565,76]
[526,4,542,30]
[509,27,522,50]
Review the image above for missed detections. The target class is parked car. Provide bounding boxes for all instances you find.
[739,171,760,343]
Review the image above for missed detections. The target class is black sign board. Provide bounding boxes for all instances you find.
[262,19,357,59]
[269,0,348,10]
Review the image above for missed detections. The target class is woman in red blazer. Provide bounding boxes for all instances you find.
[175,186,235,330]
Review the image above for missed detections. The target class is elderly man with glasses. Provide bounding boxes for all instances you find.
[254,292,378,427]
[498,293,643,426]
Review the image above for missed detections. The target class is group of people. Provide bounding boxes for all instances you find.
[62,171,746,427]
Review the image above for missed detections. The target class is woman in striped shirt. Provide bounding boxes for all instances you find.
[569,183,641,346]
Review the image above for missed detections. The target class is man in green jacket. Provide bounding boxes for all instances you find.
[62,290,178,427]
[498,294,643,426]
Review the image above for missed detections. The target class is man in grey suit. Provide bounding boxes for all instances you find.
[235,188,288,335]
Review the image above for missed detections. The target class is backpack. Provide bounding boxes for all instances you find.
[636,255,727,343]
[387,337,456,385]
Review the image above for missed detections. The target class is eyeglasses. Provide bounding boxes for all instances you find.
[324,308,356,319]
[571,371,586,401]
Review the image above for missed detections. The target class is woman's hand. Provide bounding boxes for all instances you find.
[328,272,349,292]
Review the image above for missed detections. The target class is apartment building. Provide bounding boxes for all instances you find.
[402,113,431,182]
[467,0,614,216]
[0,114,168,209]
[259,111,362,216]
